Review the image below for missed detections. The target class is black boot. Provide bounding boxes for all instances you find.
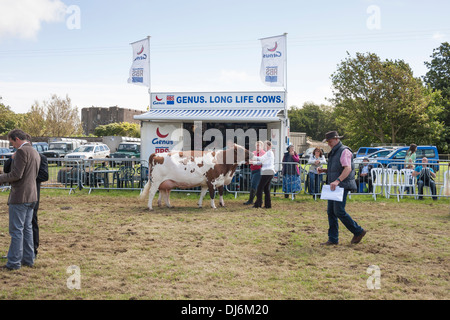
[244,189,256,205]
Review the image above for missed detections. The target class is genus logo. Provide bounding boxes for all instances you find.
[263,41,282,58]
[153,95,165,105]
[152,128,173,146]
[156,128,169,138]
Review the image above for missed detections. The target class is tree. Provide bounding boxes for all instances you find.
[424,42,450,98]
[289,102,341,141]
[44,94,82,136]
[94,122,140,138]
[330,52,444,149]
[19,103,47,137]
[424,42,450,152]
[0,103,19,135]
[20,95,82,137]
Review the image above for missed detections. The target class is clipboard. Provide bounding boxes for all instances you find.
[320,185,344,202]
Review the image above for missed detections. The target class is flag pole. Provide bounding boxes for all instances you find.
[283,33,288,146]
[283,32,287,113]
[147,35,151,110]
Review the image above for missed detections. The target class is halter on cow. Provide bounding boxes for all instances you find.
[140,144,253,210]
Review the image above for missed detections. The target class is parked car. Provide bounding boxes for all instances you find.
[44,139,87,164]
[65,144,111,161]
[374,145,440,171]
[354,149,394,165]
[110,142,141,166]
[0,147,13,159]
[354,147,390,158]
[32,142,49,154]
[301,147,327,159]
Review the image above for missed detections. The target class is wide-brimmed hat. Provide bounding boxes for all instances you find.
[322,131,344,143]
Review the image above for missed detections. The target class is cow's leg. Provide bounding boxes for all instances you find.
[218,186,225,207]
[157,191,163,207]
[198,187,208,208]
[147,182,160,211]
[164,189,173,208]
[208,184,217,209]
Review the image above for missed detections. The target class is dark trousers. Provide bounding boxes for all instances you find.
[254,174,273,208]
[327,189,364,244]
[33,184,41,256]
[417,179,437,200]
[358,175,373,193]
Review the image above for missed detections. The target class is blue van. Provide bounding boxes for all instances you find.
[375,145,440,171]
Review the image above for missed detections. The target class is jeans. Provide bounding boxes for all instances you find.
[250,169,262,190]
[417,179,437,200]
[327,190,364,244]
[308,172,322,195]
[6,202,36,270]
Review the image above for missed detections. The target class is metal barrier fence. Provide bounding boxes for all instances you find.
[1,157,449,201]
[0,158,149,194]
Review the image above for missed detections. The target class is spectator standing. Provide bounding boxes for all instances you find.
[252,141,275,209]
[0,129,41,270]
[244,141,265,205]
[405,144,417,169]
[307,147,327,198]
[282,145,301,198]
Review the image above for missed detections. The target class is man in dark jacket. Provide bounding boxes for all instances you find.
[3,140,48,258]
[318,131,366,246]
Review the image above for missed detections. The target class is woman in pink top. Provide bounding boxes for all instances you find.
[244,141,265,205]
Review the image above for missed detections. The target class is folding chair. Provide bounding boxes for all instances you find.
[399,168,416,199]
[439,170,450,199]
[370,167,383,200]
[385,168,400,201]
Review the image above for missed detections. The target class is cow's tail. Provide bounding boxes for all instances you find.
[139,180,151,200]
[139,157,153,200]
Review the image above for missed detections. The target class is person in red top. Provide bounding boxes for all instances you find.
[244,141,266,205]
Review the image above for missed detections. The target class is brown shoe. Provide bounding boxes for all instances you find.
[351,230,367,244]
[320,241,338,246]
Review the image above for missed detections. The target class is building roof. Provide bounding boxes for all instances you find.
[134,108,284,123]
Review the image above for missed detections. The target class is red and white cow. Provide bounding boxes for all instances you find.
[140,144,252,210]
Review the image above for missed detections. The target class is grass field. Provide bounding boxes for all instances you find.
[0,189,448,300]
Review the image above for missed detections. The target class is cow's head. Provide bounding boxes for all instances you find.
[224,144,253,165]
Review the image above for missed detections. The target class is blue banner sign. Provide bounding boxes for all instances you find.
[151,92,285,109]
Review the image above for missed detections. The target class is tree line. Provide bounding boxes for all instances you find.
[290,42,450,153]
